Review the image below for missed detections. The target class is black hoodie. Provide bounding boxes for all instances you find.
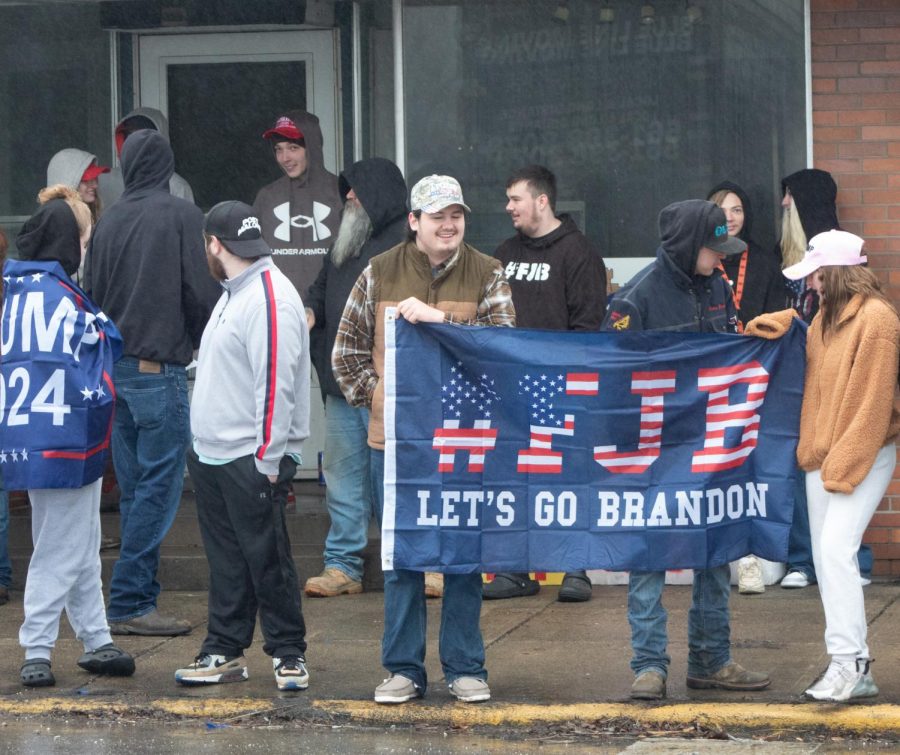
[780,169,841,323]
[84,130,220,364]
[253,110,343,298]
[305,157,409,399]
[494,214,606,331]
[707,180,786,327]
[17,199,82,277]
[602,200,737,333]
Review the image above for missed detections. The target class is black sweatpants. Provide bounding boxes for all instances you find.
[186,448,306,658]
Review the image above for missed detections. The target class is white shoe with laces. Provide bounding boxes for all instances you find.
[738,556,765,594]
[805,658,878,702]
[780,570,811,589]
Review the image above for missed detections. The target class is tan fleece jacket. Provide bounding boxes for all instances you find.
[748,299,900,494]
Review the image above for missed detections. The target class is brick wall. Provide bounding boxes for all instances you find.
[811,0,900,575]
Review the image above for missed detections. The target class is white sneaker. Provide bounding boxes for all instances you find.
[780,570,810,589]
[861,576,872,587]
[738,556,765,594]
[273,656,309,691]
[175,653,248,685]
[806,658,878,702]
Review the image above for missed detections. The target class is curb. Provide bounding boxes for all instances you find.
[1,697,898,734]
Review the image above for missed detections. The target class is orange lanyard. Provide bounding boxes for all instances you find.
[718,249,748,333]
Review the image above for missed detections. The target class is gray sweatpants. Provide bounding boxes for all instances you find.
[19,479,112,661]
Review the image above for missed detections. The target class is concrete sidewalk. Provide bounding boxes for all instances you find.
[1,578,899,735]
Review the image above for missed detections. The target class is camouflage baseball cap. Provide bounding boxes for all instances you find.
[410,175,471,213]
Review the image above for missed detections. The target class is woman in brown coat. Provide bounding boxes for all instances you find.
[755,229,899,702]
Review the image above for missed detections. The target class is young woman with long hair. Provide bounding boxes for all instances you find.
[759,230,900,701]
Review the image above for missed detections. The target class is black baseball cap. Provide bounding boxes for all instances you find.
[701,202,746,255]
[204,201,271,258]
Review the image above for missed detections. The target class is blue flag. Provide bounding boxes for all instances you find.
[1,259,122,490]
[383,314,806,573]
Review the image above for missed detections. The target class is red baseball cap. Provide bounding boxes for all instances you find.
[262,116,304,142]
[81,162,110,182]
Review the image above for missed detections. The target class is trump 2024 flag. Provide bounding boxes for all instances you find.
[382,311,806,574]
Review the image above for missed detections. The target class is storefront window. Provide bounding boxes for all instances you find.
[358,0,396,161]
[401,0,807,259]
[0,3,112,247]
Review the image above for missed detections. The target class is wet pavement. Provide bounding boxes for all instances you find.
[1,580,900,746]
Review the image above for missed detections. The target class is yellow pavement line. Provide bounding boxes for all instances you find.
[1,697,898,734]
[0,698,266,718]
[314,700,900,734]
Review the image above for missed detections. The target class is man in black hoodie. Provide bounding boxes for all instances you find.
[85,129,220,637]
[302,158,408,598]
[486,165,607,603]
[601,200,770,701]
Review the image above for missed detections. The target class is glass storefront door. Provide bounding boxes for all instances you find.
[138,30,340,479]
[138,30,340,209]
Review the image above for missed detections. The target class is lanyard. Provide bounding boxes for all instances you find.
[718,248,748,332]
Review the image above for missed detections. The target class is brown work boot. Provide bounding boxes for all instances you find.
[686,661,770,690]
[109,608,191,636]
[424,572,443,598]
[304,567,362,597]
[630,669,666,700]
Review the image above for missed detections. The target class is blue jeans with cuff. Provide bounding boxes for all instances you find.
[628,564,732,679]
[371,449,486,692]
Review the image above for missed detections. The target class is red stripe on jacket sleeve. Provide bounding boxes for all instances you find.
[256,271,279,460]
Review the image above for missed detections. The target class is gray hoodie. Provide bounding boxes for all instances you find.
[252,110,342,297]
[46,148,99,189]
[98,107,194,206]
[190,256,310,475]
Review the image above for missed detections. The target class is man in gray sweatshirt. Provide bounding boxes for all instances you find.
[176,200,311,692]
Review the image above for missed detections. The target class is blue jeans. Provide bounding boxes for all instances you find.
[628,565,732,679]
[0,484,10,588]
[106,358,191,622]
[371,449,486,691]
[322,395,373,581]
[786,469,816,582]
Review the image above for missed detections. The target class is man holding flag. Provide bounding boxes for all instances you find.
[602,199,771,700]
[333,175,515,704]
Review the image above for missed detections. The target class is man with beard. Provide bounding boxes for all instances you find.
[176,201,311,690]
[302,158,408,598]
